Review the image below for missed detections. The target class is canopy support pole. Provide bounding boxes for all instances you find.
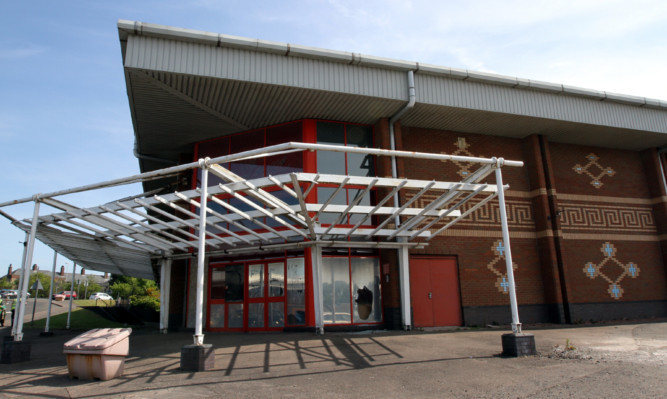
[193,161,209,346]
[160,256,172,334]
[67,263,76,329]
[495,161,521,334]
[44,251,57,334]
[398,243,412,330]
[311,245,324,335]
[14,201,40,342]
[11,232,29,337]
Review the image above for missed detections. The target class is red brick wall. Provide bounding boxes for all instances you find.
[549,142,667,305]
[395,126,667,318]
[400,126,546,309]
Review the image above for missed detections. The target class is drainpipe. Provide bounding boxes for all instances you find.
[389,70,416,330]
[657,146,667,197]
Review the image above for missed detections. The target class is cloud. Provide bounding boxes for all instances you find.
[0,45,45,59]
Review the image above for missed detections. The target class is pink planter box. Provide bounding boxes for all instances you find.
[63,328,132,380]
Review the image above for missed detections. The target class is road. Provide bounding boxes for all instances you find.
[1,297,77,325]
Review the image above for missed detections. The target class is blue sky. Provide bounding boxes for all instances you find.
[1,0,666,276]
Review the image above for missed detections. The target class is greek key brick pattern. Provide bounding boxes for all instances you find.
[408,192,534,230]
[559,203,656,233]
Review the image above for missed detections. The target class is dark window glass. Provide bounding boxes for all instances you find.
[267,122,303,175]
[347,125,374,177]
[211,269,226,299]
[224,264,244,302]
[317,186,347,225]
[230,130,265,179]
[317,122,346,175]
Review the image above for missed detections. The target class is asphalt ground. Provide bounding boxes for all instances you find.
[1,319,666,398]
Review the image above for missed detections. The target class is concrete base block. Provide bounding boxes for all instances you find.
[39,332,55,337]
[1,340,31,364]
[502,333,537,357]
[180,344,215,372]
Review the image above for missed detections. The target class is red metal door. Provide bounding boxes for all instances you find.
[410,256,462,327]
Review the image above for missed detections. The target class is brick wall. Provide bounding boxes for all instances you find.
[394,125,667,325]
[549,142,667,318]
[399,126,547,322]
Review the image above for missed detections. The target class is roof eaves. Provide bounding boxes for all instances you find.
[117,20,667,111]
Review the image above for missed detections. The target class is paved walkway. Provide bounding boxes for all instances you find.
[1,321,666,398]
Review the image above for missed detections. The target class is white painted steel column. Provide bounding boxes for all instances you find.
[45,251,57,333]
[67,263,76,329]
[389,71,416,332]
[310,245,324,335]
[159,257,172,334]
[14,201,40,342]
[495,160,521,334]
[310,246,324,335]
[11,232,29,337]
[398,244,412,330]
[194,161,209,346]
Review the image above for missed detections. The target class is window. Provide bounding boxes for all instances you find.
[321,252,382,325]
[316,122,374,225]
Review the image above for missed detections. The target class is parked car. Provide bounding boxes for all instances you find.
[53,291,77,300]
[1,290,29,299]
[89,292,113,301]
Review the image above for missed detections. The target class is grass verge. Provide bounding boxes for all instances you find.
[74,299,116,307]
[27,307,125,329]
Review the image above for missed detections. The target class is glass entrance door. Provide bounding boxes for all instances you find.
[248,261,286,330]
[208,263,245,331]
[208,260,286,331]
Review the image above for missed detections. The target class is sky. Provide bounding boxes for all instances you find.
[1,0,666,277]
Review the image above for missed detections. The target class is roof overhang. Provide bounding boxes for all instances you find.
[118,20,667,177]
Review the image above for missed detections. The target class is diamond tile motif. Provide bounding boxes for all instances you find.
[573,153,615,189]
[582,242,640,300]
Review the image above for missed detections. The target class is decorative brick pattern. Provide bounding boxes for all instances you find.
[487,240,518,295]
[409,194,535,229]
[559,204,656,232]
[443,137,484,178]
[573,153,616,189]
[582,242,640,300]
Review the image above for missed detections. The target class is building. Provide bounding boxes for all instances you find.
[3,21,666,341]
[114,21,667,331]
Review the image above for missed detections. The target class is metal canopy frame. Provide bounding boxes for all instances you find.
[0,142,524,342]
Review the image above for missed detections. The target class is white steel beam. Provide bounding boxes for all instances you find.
[194,165,209,346]
[399,244,412,331]
[290,174,318,240]
[160,257,172,334]
[14,201,40,342]
[495,161,522,334]
[311,246,324,335]
[45,250,57,334]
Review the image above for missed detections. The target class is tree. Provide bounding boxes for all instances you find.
[0,277,17,290]
[27,272,52,298]
[109,274,159,308]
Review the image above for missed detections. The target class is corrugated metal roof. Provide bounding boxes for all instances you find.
[119,20,667,170]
